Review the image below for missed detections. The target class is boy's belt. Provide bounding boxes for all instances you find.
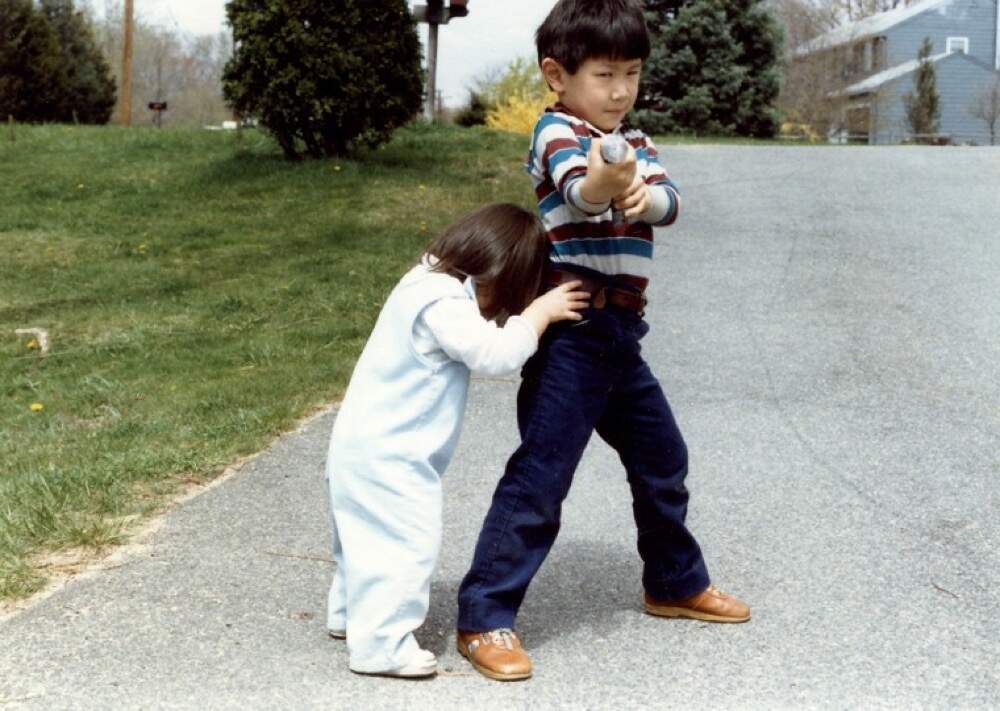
[547,268,647,315]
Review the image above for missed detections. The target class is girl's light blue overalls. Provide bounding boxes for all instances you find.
[325,267,472,673]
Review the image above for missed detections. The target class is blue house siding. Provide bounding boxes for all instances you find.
[797,0,1000,143]
[884,0,998,70]
[871,53,1000,144]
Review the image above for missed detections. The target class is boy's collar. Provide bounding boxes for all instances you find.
[546,102,629,136]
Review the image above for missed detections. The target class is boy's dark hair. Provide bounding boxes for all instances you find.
[425,203,548,323]
[536,0,651,75]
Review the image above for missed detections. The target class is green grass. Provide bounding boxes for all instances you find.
[0,122,532,599]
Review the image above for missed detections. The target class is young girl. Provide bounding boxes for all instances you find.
[324,203,587,678]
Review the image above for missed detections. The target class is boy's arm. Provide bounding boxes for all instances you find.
[532,117,632,215]
[635,135,681,227]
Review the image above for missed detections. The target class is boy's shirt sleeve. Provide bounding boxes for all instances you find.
[636,134,681,227]
[529,114,611,216]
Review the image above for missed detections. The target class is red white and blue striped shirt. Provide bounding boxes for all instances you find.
[526,104,681,291]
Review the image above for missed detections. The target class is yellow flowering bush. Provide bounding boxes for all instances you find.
[471,56,557,136]
[486,92,558,136]
[779,121,821,143]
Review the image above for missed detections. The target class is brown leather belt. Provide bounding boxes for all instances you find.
[547,268,647,315]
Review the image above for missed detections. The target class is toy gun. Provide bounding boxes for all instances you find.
[600,133,630,225]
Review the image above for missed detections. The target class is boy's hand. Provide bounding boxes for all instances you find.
[579,139,637,205]
[521,281,590,336]
[614,174,652,222]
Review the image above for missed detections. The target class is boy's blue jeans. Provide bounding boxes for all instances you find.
[457,305,711,631]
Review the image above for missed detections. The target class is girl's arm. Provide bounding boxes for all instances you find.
[420,283,588,377]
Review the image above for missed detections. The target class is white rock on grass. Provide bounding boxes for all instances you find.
[15,328,50,356]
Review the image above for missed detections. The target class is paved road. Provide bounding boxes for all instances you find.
[2,146,998,710]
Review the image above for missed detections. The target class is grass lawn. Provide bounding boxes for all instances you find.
[0,122,533,600]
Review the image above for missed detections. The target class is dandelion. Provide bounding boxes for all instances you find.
[138,243,148,254]
[418,184,427,191]
[77,183,85,189]
[30,403,44,412]
[420,222,428,232]
[334,165,342,172]
[26,338,39,350]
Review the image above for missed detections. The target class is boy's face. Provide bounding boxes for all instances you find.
[542,56,642,132]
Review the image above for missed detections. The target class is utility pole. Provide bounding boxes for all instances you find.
[426,21,438,121]
[119,0,134,126]
[413,1,470,122]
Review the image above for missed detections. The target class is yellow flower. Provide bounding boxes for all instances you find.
[334,165,342,172]
[486,91,558,136]
[30,403,44,412]
[77,183,85,189]
[26,338,39,350]
[138,243,148,254]
[418,184,427,191]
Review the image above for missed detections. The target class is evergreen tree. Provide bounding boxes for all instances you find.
[223,0,423,160]
[0,0,66,122]
[644,0,688,20]
[637,0,783,137]
[636,0,744,134]
[726,0,783,137]
[904,38,941,141]
[40,0,116,124]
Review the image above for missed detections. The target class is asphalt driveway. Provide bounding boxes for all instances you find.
[1,145,998,710]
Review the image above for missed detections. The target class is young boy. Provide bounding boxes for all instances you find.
[455,0,750,681]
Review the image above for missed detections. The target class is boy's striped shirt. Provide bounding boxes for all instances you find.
[526,105,681,291]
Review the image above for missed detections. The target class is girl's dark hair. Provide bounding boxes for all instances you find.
[425,203,549,323]
[536,0,651,75]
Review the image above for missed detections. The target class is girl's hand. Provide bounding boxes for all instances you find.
[538,281,590,322]
[521,281,590,336]
[614,174,652,221]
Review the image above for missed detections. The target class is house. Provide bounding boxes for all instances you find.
[795,0,1000,144]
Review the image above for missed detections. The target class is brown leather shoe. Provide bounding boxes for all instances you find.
[456,628,532,681]
[644,585,751,623]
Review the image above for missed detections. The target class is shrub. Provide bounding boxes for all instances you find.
[455,92,488,127]
[223,0,423,159]
[479,56,550,108]
[486,92,554,136]
[473,56,556,135]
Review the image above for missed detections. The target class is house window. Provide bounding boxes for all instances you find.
[871,37,887,71]
[851,42,866,75]
[946,37,969,54]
